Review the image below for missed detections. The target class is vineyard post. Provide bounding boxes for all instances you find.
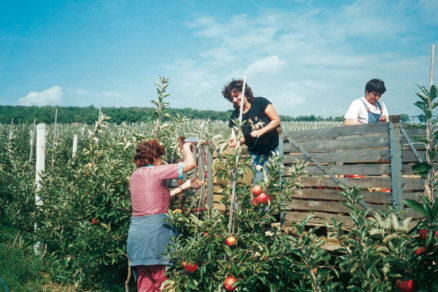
[29,119,36,161]
[429,44,435,202]
[206,144,213,208]
[34,123,46,255]
[228,76,246,234]
[72,134,78,158]
[51,109,58,170]
[197,144,206,208]
[8,118,14,141]
[429,44,435,89]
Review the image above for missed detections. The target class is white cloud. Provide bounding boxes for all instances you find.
[18,86,63,106]
[172,0,433,116]
[245,56,285,76]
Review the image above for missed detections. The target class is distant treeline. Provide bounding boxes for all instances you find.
[0,105,345,124]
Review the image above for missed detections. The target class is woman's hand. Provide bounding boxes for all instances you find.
[188,178,204,189]
[183,142,195,152]
[379,115,388,122]
[180,178,204,190]
[228,136,237,148]
[250,129,264,138]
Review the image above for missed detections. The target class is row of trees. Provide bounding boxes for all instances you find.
[0,105,348,124]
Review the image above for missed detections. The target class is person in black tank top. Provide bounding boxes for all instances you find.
[222,79,281,183]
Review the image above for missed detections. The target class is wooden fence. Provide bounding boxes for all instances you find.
[184,116,427,228]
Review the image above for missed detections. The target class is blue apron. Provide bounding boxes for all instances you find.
[361,99,382,124]
[127,213,177,267]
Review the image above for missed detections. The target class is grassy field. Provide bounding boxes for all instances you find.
[0,216,49,291]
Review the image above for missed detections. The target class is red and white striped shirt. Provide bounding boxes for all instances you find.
[129,163,181,217]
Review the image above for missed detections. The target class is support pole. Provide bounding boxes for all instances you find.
[34,123,46,254]
[72,134,78,158]
[429,44,435,89]
[51,109,58,170]
[228,76,246,234]
[389,116,404,213]
[29,119,36,161]
[198,144,206,208]
[206,145,213,208]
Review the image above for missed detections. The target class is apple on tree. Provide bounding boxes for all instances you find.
[184,263,198,273]
[395,279,415,292]
[251,185,263,196]
[225,236,236,247]
[224,275,237,291]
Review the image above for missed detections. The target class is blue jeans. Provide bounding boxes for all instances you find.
[250,147,279,184]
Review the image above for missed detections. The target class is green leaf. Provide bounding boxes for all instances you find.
[404,199,425,215]
[430,85,437,99]
[428,150,437,161]
[412,162,432,178]
[414,101,426,112]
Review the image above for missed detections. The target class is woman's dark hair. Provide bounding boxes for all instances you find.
[222,79,255,104]
[134,139,165,167]
[365,79,386,94]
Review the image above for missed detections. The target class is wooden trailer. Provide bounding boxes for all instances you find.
[189,116,427,228]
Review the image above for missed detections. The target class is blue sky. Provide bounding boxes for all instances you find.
[1,0,437,117]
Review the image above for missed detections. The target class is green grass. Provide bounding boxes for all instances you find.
[0,216,48,291]
[0,216,136,291]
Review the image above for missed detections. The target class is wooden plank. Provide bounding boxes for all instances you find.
[285,211,354,227]
[285,164,391,176]
[285,199,388,213]
[292,189,393,204]
[285,149,428,164]
[286,122,389,140]
[405,208,424,219]
[284,163,432,176]
[292,176,425,191]
[284,133,388,153]
[284,149,391,164]
[213,194,224,203]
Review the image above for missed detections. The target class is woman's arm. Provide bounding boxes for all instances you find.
[170,178,204,197]
[181,142,196,172]
[344,118,361,126]
[250,104,281,138]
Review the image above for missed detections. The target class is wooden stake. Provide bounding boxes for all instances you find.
[72,134,78,158]
[51,109,58,170]
[29,119,36,161]
[429,44,435,89]
[34,123,46,255]
[228,76,246,234]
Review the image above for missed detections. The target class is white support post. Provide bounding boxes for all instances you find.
[429,44,435,89]
[36,123,46,194]
[34,123,46,255]
[29,120,36,161]
[72,134,78,158]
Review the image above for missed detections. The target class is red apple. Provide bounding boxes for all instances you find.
[225,236,236,247]
[251,185,263,196]
[419,228,428,240]
[395,279,415,292]
[184,263,198,273]
[255,192,269,203]
[91,218,99,225]
[224,275,237,291]
[415,246,426,256]
[250,197,259,206]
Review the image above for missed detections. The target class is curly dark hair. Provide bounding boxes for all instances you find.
[222,79,255,105]
[134,139,165,167]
